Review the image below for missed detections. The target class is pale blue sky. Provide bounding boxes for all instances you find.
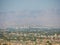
[0,0,60,11]
[0,0,60,28]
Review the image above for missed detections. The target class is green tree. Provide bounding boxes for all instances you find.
[46,41,52,45]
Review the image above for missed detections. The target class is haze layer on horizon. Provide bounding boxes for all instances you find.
[0,0,60,28]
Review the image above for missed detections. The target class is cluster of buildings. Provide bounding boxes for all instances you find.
[0,31,60,45]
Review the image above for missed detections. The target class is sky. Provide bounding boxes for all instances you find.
[0,0,60,28]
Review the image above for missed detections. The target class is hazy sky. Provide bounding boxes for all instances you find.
[0,0,60,28]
